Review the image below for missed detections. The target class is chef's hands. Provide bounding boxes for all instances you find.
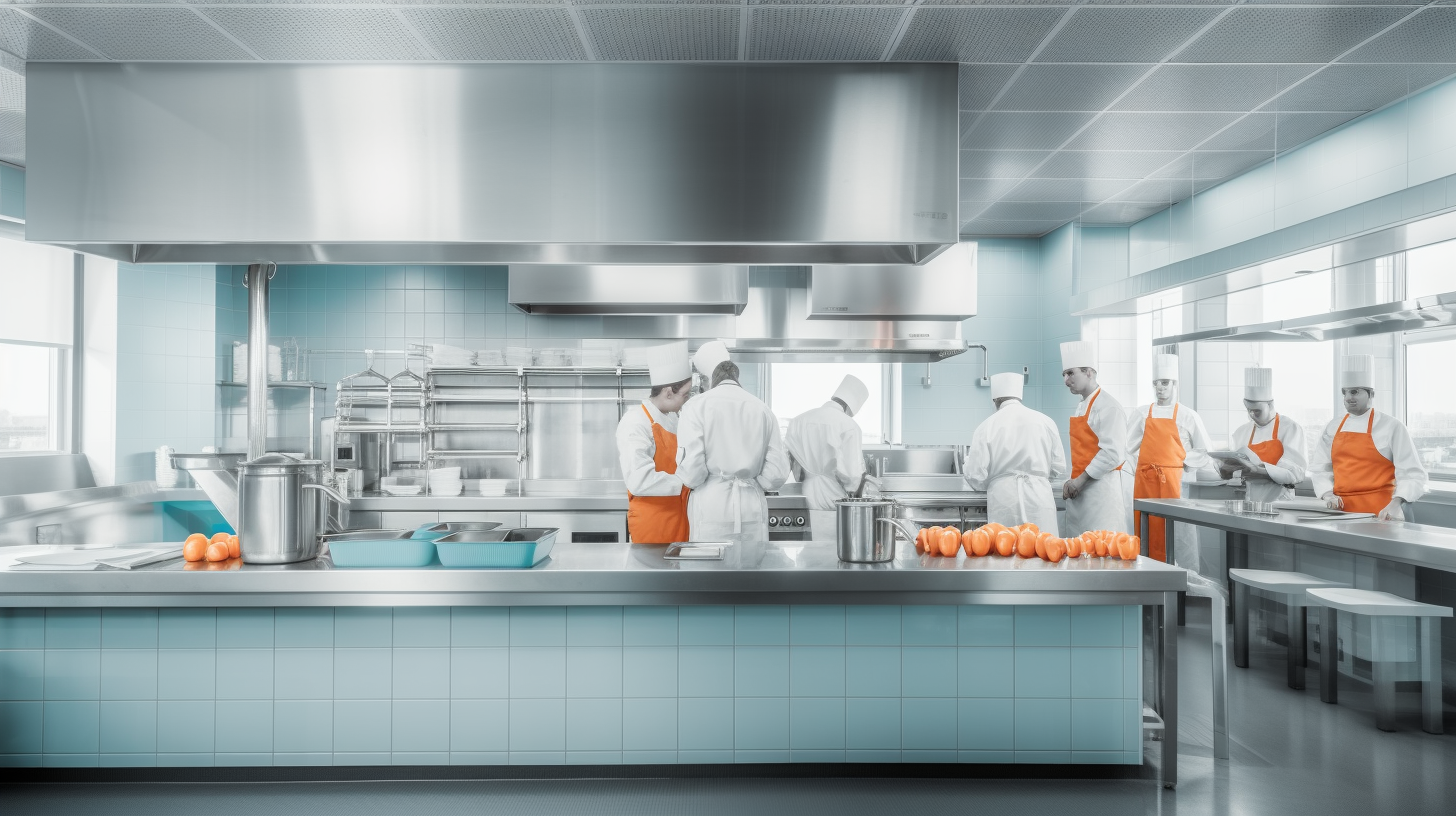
[1062,474,1088,500]
[1323,494,1343,511]
[1377,498,1407,522]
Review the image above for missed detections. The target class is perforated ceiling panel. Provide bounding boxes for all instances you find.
[1065,111,1242,151]
[991,64,1150,112]
[748,7,903,61]
[581,7,739,61]
[1201,111,1365,152]
[1342,8,1456,63]
[1175,7,1413,63]
[0,9,97,60]
[28,7,254,60]
[1078,202,1169,225]
[201,9,432,60]
[1002,178,1137,203]
[1114,65,1319,112]
[891,8,1065,63]
[959,64,1018,111]
[1031,151,1183,180]
[400,8,586,61]
[961,112,1096,151]
[1151,151,1273,180]
[1033,7,1223,63]
[1270,64,1446,112]
[979,201,1087,222]
[959,178,1024,203]
[959,150,1053,179]
[0,68,22,166]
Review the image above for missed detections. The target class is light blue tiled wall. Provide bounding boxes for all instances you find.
[0,604,1143,768]
[114,264,219,484]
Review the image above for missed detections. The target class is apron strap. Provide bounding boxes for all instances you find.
[715,471,757,534]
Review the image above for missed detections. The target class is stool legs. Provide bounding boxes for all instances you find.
[1319,607,1338,704]
[1288,604,1307,690]
[1207,591,1230,760]
[1233,581,1250,668]
[1420,617,1444,735]
[1373,657,1397,732]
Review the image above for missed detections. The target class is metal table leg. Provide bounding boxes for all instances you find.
[1420,617,1444,735]
[1226,532,1247,625]
[1168,517,1186,626]
[1288,600,1307,690]
[1161,591,1179,789]
[1187,577,1230,761]
[1233,581,1250,669]
[1319,606,1338,704]
[1141,511,1151,557]
[1373,651,1397,731]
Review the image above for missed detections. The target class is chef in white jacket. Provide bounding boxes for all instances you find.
[614,342,694,544]
[677,343,790,541]
[784,375,872,540]
[1060,341,1130,536]
[1220,367,1308,504]
[965,371,1064,534]
[1311,355,1427,521]
[1126,353,1213,567]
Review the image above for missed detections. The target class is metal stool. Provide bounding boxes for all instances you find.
[1229,569,1347,689]
[1307,587,1450,734]
[1186,572,1231,759]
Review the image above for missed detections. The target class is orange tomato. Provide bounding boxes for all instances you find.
[938,528,961,557]
[210,532,230,546]
[1016,527,1037,559]
[969,529,992,557]
[183,538,208,562]
[205,542,229,562]
[185,532,207,548]
[984,522,1006,537]
[1045,538,1066,563]
[227,535,241,559]
[1022,523,1040,535]
[994,529,1016,557]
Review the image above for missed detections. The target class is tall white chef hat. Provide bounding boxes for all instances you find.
[1340,354,1375,390]
[643,341,691,386]
[832,375,870,416]
[693,340,731,377]
[990,372,1023,401]
[1244,367,1274,401]
[1060,340,1096,373]
[1153,353,1179,382]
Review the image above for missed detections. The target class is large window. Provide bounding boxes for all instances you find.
[769,363,884,445]
[1260,341,1335,462]
[1405,333,1456,479]
[0,235,75,455]
[0,342,68,453]
[1407,238,1456,300]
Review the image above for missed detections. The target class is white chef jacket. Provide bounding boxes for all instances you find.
[1230,415,1309,503]
[677,380,790,542]
[784,401,866,511]
[1065,387,1129,536]
[964,400,1064,534]
[1311,410,1428,504]
[614,400,684,497]
[1127,402,1214,479]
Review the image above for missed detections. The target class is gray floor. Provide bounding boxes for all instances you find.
[4,606,1454,816]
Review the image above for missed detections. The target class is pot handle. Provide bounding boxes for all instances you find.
[876,516,920,541]
[303,482,351,507]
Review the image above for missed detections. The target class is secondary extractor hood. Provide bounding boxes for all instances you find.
[1154,290,1456,345]
[25,62,958,266]
[509,266,749,315]
[809,242,977,321]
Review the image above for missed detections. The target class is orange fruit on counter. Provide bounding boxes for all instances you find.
[183,538,208,562]
[938,528,961,557]
[915,528,929,554]
[1035,531,1054,560]
[1045,538,1066,563]
[1022,523,1040,534]
[227,535,241,559]
[993,529,1016,557]
[1065,535,1084,558]
[971,529,992,557]
[205,542,229,562]
[1119,535,1140,561]
[1093,534,1110,558]
[984,522,1007,537]
[1016,528,1037,559]
[210,532,230,545]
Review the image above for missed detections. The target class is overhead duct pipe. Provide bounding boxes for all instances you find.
[244,263,275,461]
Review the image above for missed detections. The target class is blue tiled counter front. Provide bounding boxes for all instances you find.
[0,604,1142,768]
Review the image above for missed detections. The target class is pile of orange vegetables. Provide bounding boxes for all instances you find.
[183,532,239,563]
[913,522,1139,562]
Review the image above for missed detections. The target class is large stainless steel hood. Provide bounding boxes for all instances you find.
[809,242,977,321]
[509,266,749,315]
[25,62,958,265]
[1154,290,1456,345]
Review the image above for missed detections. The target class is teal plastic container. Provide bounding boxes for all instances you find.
[411,521,503,541]
[325,530,436,568]
[434,528,557,568]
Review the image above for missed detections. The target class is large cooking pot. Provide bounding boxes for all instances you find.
[237,453,350,564]
[835,498,919,563]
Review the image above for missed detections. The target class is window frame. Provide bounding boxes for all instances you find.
[0,339,73,457]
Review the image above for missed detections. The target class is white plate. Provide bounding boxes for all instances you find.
[382,485,422,496]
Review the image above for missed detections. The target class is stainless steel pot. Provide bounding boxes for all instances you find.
[237,453,350,564]
[835,498,919,563]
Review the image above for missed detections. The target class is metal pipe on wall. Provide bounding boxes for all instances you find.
[245,263,275,461]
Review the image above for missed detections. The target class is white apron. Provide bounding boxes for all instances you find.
[986,470,1059,535]
[689,472,769,542]
[1065,469,1129,537]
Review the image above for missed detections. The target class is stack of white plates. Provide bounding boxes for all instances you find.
[428,344,475,368]
[476,349,504,366]
[380,477,422,497]
[504,347,533,367]
[579,347,617,367]
[429,467,463,496]
[479,479,511,497]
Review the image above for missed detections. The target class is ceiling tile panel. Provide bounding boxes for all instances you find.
[1031,150,1182,179]
[1268,64,1434,111]
[959,218,1069,239]
[959,149,1054,178]
[1034,8,1223,63]
[400,8,586,60]
[1114,64,1319,111]
[748,7,903,61]
[959,178,1025,201]
[1342,7,1456,63]
[1064,111,1241,151]
[1108,179,1183,204]
[979,201,1087,221]
[959,64,1019,111]
[891,8,1066,63]
[1272,111,1365,150]
[1002,178,1136,202]
[992,64,1151,112]
[1174,7,1414,63]
[0,69,21,166]
[582,7,740,61]
[28,7,255,60]
[1201,111,1364,151]
[961,112,1097,150]
[1078,201,1170,225]
[1151,150,1273,180]
[202,8,433,60]
[0,9,97,60]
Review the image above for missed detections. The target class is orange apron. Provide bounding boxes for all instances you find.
[1070,389,1122,479]
[626,404,691,544]
[1248,414,1285,465]
[1133,404,1185,562]
[1331,411,1396,514]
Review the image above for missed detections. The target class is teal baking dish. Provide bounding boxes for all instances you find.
[324,530,436,568]
[411,521,504,541]
[433,528,557,568]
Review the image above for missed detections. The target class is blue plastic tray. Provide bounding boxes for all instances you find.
[324,530,436,568]
[434,528,557,568]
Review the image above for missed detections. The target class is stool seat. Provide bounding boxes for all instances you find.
[1230,569,1347,601]
[1305,588,1453,618]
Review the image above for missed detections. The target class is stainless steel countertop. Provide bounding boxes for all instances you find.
[0,540,1186,607]
[1135,498,1456,573]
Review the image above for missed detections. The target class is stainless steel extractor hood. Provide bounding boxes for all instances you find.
[1154,290,1456,345]
[25,62,958,266]
[509,266,749,315]
[809,242,977,321]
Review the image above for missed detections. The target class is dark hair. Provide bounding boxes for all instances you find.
[649,377,692,398]
[711,361,740,389]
